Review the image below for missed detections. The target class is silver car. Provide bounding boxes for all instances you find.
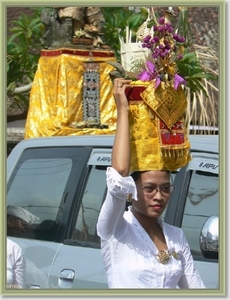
[6,134,219,290]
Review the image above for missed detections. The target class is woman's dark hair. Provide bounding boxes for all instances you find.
[131,170,170,182]
[130,171,142,182]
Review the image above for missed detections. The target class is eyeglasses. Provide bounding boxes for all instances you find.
[136,183,175,197]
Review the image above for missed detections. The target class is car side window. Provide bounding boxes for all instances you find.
[7,147,91,242]
[7,157,72,240]
[161,170,178,221]
[71,165,107,245]
[181,169,218,257]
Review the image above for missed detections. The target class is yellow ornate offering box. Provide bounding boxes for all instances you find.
[25,48,117,138]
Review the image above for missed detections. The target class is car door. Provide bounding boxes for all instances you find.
[47,149,111,288]
[164,151,219,288]
[7,146,92,288]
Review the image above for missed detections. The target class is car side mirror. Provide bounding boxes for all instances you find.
[199,215,218,260]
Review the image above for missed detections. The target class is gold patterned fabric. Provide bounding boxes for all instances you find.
[25,48,117,138]
[141,81,187,129]
[126,81,191,172]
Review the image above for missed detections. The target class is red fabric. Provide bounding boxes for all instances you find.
[160,120,185,145]
[125,86,146,101]
[40,48,115,57]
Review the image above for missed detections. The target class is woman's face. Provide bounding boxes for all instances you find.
[132,170,172,219]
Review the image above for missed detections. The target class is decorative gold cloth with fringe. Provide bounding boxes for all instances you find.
[25,48,117,138]
[126,81,191,172]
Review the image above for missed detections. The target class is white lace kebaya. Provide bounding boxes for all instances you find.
[97,167,206,289]
[7,238,26,288]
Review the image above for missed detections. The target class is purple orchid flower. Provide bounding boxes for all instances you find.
[137,61,157,81]
[137,61,161,88]
[174,74,186,90]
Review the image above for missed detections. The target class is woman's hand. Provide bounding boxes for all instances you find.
[113,78,132,112]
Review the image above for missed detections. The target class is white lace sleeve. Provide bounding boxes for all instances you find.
[97,167,138,240]
[106,167,138,201]
[177,231,206,288]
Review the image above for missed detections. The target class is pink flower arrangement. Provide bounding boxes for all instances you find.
[136,16,187,90]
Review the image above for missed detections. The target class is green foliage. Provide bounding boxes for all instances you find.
[177,48,216,95]
[7,7,45,83]
[101,7,148,62]
[7,7,46,108]
[174,7,217,96]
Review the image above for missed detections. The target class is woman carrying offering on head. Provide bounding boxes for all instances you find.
[96,78,205,289]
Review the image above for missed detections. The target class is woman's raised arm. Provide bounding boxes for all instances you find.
[112,78,132,177]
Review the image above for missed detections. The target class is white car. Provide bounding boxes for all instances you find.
[7,134,219,289]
